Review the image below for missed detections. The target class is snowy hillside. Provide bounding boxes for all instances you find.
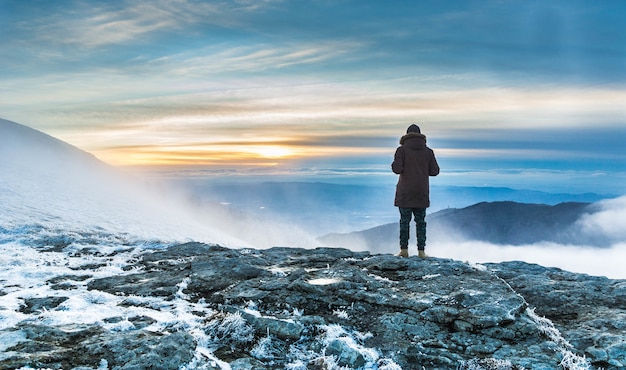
[0,118,245,248]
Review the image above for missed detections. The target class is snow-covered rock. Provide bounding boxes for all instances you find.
[2,243,624,369]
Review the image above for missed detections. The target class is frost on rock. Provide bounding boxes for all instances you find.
[205,311,255,350]
[458,358,525,370]
[526,308,591,370]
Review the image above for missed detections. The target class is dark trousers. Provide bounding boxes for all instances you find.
[399,207,427,250]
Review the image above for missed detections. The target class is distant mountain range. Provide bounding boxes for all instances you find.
[319,200,612,252]
[177,180,612,236]
[429,185,610,210]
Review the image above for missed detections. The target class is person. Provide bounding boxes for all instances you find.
[392,124,440,258]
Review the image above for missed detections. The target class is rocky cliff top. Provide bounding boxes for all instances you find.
[1,243,625,369]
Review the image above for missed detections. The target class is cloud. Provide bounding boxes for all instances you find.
[12,1,253,50]
[433,240,626,280]
[0,0,286,77]
[431,195,626,279]
[57,5,176,48]
[436,148,579,160]
[3,0,626,85]
[435,168,626,195]
[4,75,624,176]
[159,40,365,77]
[577,196,626,242]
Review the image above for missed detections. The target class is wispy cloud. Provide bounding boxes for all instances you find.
[52,5,176,48]
[16,0,256,50]
[154,40,366,78]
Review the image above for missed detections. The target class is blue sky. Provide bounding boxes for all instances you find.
[1,0,625,194]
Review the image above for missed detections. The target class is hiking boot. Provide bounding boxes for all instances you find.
[396,249,409,258]
[418,250,428,259]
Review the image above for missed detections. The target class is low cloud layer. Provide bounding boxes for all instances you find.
[578,196,626,242]
[431,195,626,279]
[434,240,626,280]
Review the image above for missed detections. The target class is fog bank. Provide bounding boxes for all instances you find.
[432,240,626,280]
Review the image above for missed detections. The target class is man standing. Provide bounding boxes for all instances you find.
[392,124,440,258]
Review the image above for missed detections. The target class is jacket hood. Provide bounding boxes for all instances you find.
[400,132,427,146]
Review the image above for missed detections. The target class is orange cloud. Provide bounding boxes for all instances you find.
[93,137,388,166]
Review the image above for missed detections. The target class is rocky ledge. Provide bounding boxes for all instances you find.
[1,243,625,369]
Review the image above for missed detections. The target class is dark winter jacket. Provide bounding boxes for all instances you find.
[392,132,440,208]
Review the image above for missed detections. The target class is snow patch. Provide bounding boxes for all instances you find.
[308,277,342,285]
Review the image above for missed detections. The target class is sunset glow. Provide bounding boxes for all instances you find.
[246,145,295,159]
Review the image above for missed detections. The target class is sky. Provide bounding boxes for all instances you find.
[1,0,626,194]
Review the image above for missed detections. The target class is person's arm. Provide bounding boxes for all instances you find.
[429,150,440,176]
[392,147,404,174]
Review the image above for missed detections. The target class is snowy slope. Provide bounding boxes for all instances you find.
[0,118,244,248]
[0,119,324,369]
[0,119,260,368]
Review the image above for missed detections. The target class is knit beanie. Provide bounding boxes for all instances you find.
[406,124,421,134]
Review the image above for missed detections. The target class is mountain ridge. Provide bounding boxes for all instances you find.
[318,200,614,253]
[0,118,108,173]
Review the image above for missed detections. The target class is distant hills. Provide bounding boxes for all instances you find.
[181,181,612,236]
[429,201,600,245]
[319,200,612,252]
[430,185,609,210]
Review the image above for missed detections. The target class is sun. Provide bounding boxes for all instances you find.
[249,145,295,159]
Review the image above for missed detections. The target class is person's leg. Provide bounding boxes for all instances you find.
[398,207,412,256]
[413,208,427,256]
